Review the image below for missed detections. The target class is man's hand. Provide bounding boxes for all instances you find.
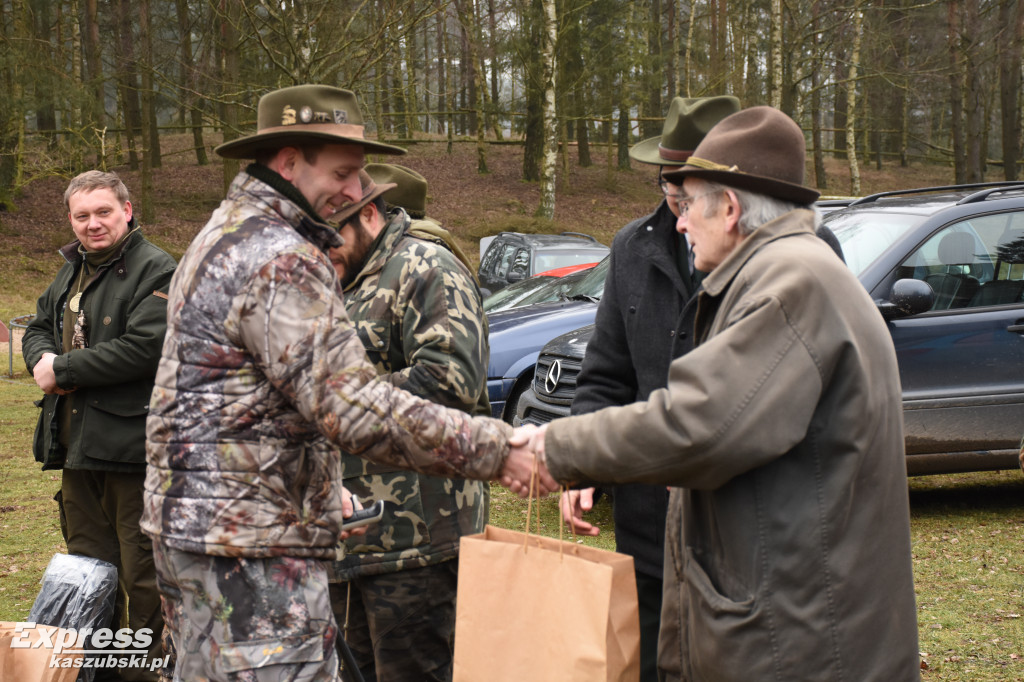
[338,486,367,540]
[32,353,70,395]
[560,488,600,536]
[499,424,558,498]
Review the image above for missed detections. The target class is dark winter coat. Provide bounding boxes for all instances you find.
[24,226,176,471]
[571,199,698,579]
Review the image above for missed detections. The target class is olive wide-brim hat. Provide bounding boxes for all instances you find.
[216,84,406,159]
[366,163,428,218]
[662,106,820,204]
[629,96,741,166]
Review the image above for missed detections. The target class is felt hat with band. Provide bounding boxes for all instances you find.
[329,169,396,227]
[216,85,406,159]
[629,96,741,166]
[662,106,820,204]
[365,164,428,219]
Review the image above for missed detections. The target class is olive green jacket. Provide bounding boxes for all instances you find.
[24,227,176,471]
[333,210,490,578]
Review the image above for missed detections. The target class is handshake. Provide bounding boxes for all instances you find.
[497,424,559,498]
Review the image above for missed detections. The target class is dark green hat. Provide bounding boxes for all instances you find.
[629,96,741,166]
[216,84,406,159]
[366,164,428,219]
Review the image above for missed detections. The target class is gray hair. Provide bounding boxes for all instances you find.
[697,180,814,236]
[64,171,130,211]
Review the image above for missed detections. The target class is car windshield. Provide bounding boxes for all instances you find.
[483,276,558,313]
[558,256,609,300]
[824,210,925,277]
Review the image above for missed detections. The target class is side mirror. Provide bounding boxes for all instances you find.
[877,279,934,320]
[507,271,526,283]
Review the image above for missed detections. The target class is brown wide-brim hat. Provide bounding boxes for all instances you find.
[365,163,428,219]
[629,96,741,166]
[329,169,396,226]
[216,84,407,159]
[662,106,820,204]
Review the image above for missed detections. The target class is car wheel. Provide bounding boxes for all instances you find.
[503,377,532,424]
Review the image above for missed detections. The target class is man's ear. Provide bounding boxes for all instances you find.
[272,147,300,182]
[361,202,383,237]
[123,200,133,222]
[723,190,741,233]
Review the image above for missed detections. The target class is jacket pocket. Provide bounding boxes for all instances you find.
[342,471,432,554]
[354,319,391,363]
[217,629,328,673]
[79,397,148,463]
[32,394,66,470]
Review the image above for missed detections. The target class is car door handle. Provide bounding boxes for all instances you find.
[1009,322,1024,334]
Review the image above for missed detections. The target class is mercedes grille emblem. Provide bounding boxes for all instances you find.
[544,360,562,394]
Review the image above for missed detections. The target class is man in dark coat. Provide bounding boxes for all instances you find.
[560,95,739,680]
[24,170,176,682]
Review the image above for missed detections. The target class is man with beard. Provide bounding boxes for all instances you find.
[327,166,489,682]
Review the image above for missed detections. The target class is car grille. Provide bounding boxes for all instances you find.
[521,405,563,425]
[532,354,582,405]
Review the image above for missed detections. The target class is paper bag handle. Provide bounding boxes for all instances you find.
[522,459,577,560]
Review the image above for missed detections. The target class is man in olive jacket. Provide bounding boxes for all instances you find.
[529,108,920,681]
[327,166,490,681]
[24,170,175,682]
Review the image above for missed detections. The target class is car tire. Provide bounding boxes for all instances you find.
[503,377,532,424]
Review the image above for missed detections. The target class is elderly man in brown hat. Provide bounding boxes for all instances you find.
[524,106,920,681]
[142,85,552,682]
[325,165,490,681]
[557,95,738,681]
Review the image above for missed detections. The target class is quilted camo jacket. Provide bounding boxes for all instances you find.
[141,170,511,559]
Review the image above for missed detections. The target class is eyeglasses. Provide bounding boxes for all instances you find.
[675,189,721,217]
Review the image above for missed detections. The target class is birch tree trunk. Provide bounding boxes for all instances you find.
[770,0,783,109]
[845,2,863,196]
[536,0,557,219]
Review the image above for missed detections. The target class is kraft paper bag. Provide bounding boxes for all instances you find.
[0,621,83,682]
[453,524,640,682]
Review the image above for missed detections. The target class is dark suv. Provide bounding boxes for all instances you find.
[518,183,1024,475]
[477,231,609,295]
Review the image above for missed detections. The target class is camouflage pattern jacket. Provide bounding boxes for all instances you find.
[333,211,490,579]
[141,169,512,559]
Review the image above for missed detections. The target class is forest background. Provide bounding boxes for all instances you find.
[0,0,1023,221]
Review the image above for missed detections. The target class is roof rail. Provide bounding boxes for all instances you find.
[559,231,599,243]
[956,184,1024,205]
[847,181,1024,207]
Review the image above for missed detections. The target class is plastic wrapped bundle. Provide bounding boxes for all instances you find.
[28,554,117,632]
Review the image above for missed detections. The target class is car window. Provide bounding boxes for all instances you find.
[495,244,517,278]
[479,241,502,275]
[532,250,604,273]
[826,210,924,277]
[509,249,530,279]
[898,211,1024,310]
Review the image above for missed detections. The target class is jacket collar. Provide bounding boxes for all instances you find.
[700,208,816,298]
[58,218,142,272]
[628,199,691,295]
[233,166,344,253]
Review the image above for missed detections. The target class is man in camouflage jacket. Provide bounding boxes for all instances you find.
[141,85,550,682]
[326,166,488,682]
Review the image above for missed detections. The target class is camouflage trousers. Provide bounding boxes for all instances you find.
[329,560,459,682]
[153,541,340,682]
